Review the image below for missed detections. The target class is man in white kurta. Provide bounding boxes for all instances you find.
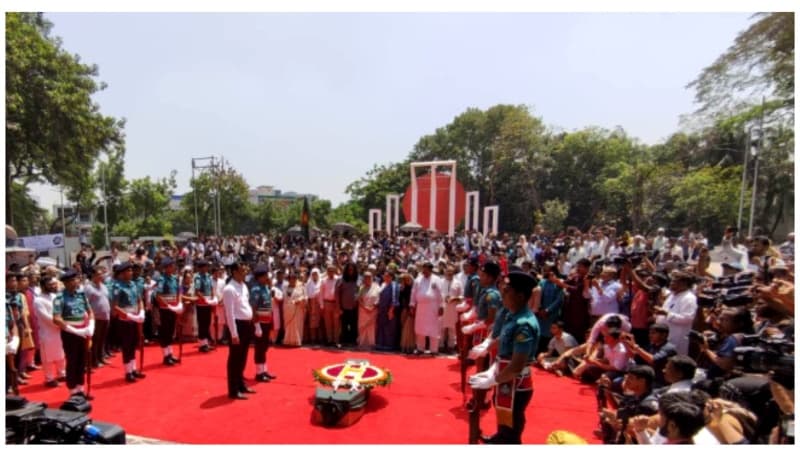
[33,277,66,387]
[410,261,444,355]
[440,266,463,353]
[654,271,697,356]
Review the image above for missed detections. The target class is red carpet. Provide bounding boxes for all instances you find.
[16,343,601,444]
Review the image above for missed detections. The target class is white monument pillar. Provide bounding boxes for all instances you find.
[368,209,382,239]
[385,194,400,236]
[465,191,480,232]
[483,206,499,237]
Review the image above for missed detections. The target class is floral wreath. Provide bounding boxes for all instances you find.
[312,359,392,390]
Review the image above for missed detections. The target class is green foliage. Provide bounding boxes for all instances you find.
[110,174,176,238]
[687,12,794,122]
[670,167,747,233]
[538,200,569,235]
[7,183,49,236]
[90,223,106,250]
[5,13,126,225]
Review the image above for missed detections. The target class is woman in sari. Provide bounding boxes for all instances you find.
[305,268,323,345]
[356,271,381,349]
[282,272,308,347]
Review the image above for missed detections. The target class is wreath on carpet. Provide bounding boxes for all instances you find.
[312,359,392,389]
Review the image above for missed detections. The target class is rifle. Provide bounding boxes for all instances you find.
[213,308,219,347]
[85,336,92,399]
[459,332,468,404]
[467,388,487,444]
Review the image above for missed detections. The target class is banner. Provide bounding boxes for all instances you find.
[22,234,65,252]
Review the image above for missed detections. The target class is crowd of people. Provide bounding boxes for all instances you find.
[5,223,795,444]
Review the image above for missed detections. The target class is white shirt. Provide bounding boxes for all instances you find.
[666,379,693,393]
[548,332,578,355]
[222,280,252,339]
[603,341,632,371]
[657,289,697,356]
[320,275,338,300]
[590,280,622,316]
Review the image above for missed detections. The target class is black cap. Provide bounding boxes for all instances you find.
[506,270,536,298]
[480,261,501,278]
[253,265,269,277]
[467,256,480,267]
[135,247,145,255]
[160,257,175,268]
[195,259,209,267]
[60,269,79,282]
[114,261,132,274]
[422,261,434,269]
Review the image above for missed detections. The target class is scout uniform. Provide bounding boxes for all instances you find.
[156,258,182,365]
[193,261,217,352]
[52,270,94,397]
[249,265,276,382]
[111,262,145,382]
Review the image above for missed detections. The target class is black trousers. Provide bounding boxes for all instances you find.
[119,320,139,364]
[92,319,110,366]
[227,320,253,396]
[158,308,177,348]
[493,389,534,444]
[197,306,213,341]
[107,317,121,350]
[340,308,358,344]
[253,323,272,365]
[60,331,88,389]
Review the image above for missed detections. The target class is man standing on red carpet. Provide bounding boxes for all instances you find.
[110,262,146,383]
[249,265,277,383]
[469,269,539,444]
[223,261,256,400]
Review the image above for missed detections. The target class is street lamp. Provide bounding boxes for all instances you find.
[191,156,220,237]
[100,161,110,250]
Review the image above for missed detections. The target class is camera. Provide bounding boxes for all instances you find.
[733,335,794,388]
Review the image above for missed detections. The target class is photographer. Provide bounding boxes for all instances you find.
[698,306,754,379]
[653,270,697,356]
[623,323,677,388]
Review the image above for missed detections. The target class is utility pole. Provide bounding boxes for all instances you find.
[102,165,110,250]
[748,97,766,237]
[60,187,68,265]
[737,129,749,233]
[191,156,219,237]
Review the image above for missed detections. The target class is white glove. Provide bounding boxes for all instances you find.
[469,372,497,390]
[170,302,184,315]
[460,308,476,323]
[455,301,471,313]
[127,311,145,324]
[468,337,492,360]
[126,313,138,322]
[462,321,486,335]
[86,319,95,337]
[6,335,19,354]
[65,325,84,338]
[254,323,263,338]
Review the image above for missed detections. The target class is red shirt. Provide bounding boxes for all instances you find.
[630,286,650,329]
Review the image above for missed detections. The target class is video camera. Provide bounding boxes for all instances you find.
[610,251,646,267]
[696,272,756,308]
[733,335,794,388]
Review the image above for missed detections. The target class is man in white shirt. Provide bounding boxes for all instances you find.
[654,270,697,356]
[223,261,255,400]
[660,355,696,394]
[589,266,622,319]
[410,261,444,355]
[319,265,340,347]
[440,265,463,353]
[652,228,667,252]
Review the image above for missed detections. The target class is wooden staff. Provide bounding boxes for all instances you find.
[7,354,19,395]
[85,335,92,399]
[467,388,487,444]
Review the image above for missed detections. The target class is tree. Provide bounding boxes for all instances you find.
[687,12,793,125]
[112,173,176,237]
[180,163,251,236]
[536,199,569,235]
[670,167,746,235]
[6,13,126,227]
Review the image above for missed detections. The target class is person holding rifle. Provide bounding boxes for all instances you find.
[194,260,218,353]
[52,269,95,400]
[110,262,146,382]
[6,289,20,394]
[156,258,183,366]
[468,269,539,444]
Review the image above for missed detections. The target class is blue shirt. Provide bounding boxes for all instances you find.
[463,273,480,300]
[476,285,502,321]
[194,273,213,296]
[249,283,272,312]
[53,289,91,322]
[497,306,539,362]
[112,280,139,310]
[157,274,179,296]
